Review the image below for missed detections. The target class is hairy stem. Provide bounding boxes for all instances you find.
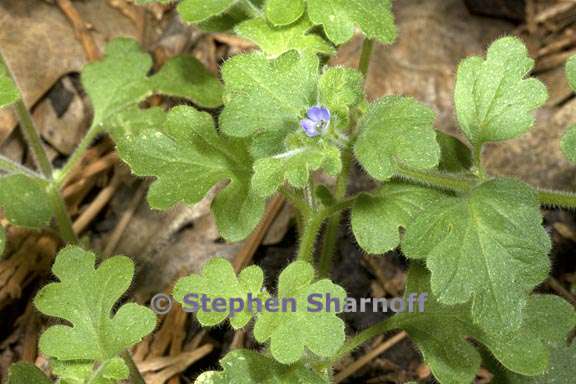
[47,184,79,244]
[538,189,576,209]
[296,212,325,263]
[358,39,375,79]
[54,124,102,188]
[121,350,146,384]
[395,165,473,193]
[335,320,392,361]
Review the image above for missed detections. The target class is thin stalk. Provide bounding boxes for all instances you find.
[395,165,473,193]
[0,154,45,179]
[538,189,576,209]
[47,184,79,245]
[54,124,102,188]
[358,39,375,79]
[121,350,146,384]
[472,144,487,180]
[296,212,325,263]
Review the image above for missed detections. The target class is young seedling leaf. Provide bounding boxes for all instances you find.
[82,38,222,129]
[115,105,266,241]
[173,258,264,329]
[265,0,305,26]
[7,363,51,384]
[354,96,441,180]
[266,0,397,45]
[194,349,329,383]
[253,261,347,364]
[386,264,576,384]
[0,59,19,108]
[34,246,157,363]
[351,182,446,254]
[454,37,547,145]
[252,133,342,197]
[0,174,52,228]
[435,131,473,172]
[220,50,318,138]
[402,178,551,334]
[235,17,335,58]
[566,54,576,91]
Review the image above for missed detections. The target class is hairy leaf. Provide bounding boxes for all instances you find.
[287,0,397,45]
[177,0,236,23]
[34,246,156,363]
[561,125,576,163]
[351,182,445,254]
[220,50,318,138]
[436,131,472,172]
[318,67,364,113]
[82,38,222,129]
[252,134,341,197]
[235,17,335,58]
[387,264,576,384]
[265,0,305,26]
[454,37,547,145]
[0,174,52,228]
[7,363,51,384]
[354,96,441,180]
[173,258,264,329]
[51,357,129,384]
[0,60,19,108]
[402,178,551,334]
[253,261,347,364]
[195,350,329,383]
[116,106,265,241]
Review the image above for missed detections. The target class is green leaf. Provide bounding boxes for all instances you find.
[115,105,266,241]
[454,37,547,145]
[567,54,576,91]
[51,357,129,384]
[387,264,576,384]
[253,261,347,364]
[235,17,335,58]
[318,66,364,113]
[351,182,445,254]
[34,246,156,363]
[265,0,305,26]
[436,131,472,172]
[82,38,222,129]
[0,174,52,228]
[173,258,264,329]
[195,349,329,383]
[493,342,576,383]
[177,0,237,23]
[197,2,259,32]
[561,125,576,163]
[402,178,551,334]
[252,134,341,197]
[7,363,51,384]
[0,60,19,108]
[354,96,441,181]
[307,0,397,45]
[220,50,318,138]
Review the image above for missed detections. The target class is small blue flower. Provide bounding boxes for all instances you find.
[300,106,331,137]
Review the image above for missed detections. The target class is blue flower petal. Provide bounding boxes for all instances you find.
[301,118,320,137]
[307,106,331,122]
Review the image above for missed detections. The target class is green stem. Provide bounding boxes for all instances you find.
[297,212,325,263]
[358,38,375,79]
[14,100,54,179]
[473,144,487,180]
[0,154,45,179]
[538,189,576,209]
[395,165,473,193]
[335,320,392,361]
[54,124,102,188]
[121,350,146,384]
[47,184,79,245]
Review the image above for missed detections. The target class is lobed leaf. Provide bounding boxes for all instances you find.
[454,37,547,145]
[402,178,551,334]
[265,0,305,26]
[177,0,237,23]
[0,174,52,228]
[235,17,335,58]
[387,264,576,384]
[252,133,342,197]
[253,261,347,364]
[34,246,156,364]
[220,50,318,138]
[351,182,445,254]
[173,257,264,329]
[0,59,19,108]
[194,349,329,383]
[354,96,441,180]
[318,66,364,114]
[115,106,266,241]
[7,363,51,384]
[82,38,222,129]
